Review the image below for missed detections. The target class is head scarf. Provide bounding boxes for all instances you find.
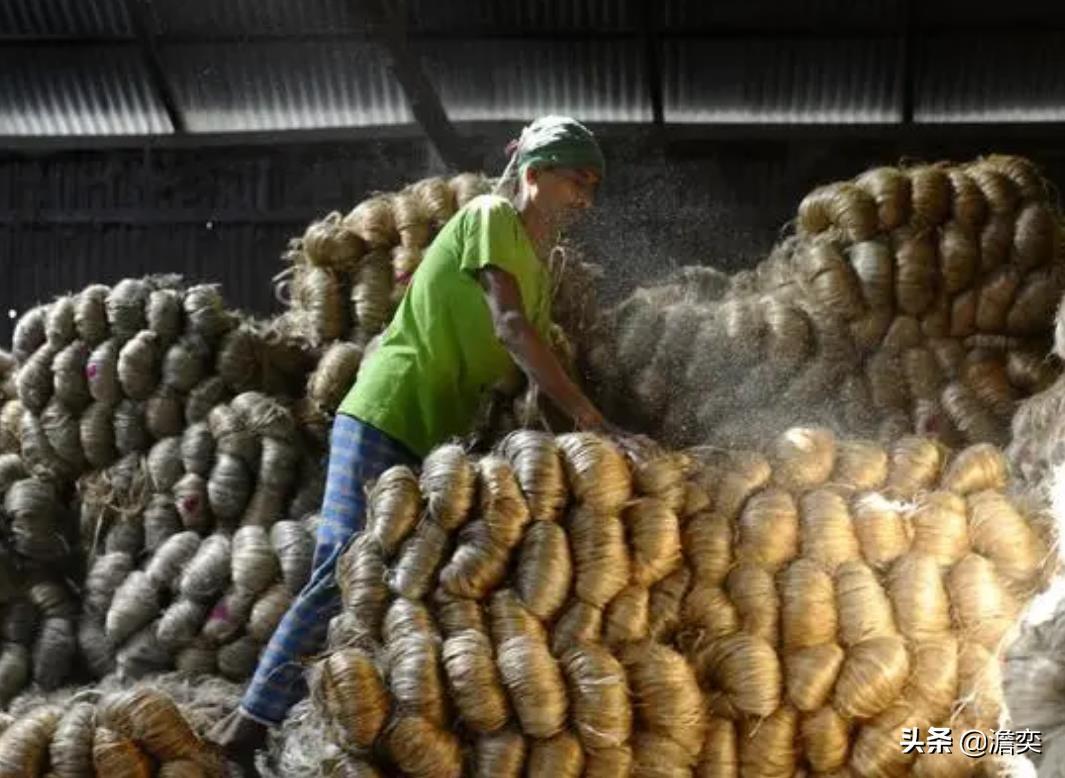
[494,115,605,197]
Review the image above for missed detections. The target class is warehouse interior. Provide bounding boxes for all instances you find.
[6,0,1065,335]
[2,0,1065,776]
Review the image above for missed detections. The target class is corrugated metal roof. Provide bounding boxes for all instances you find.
[160,41,412,131]
[421,40,651,122]
[915,33,1065,122]
[661,0,904,31]
[147,0,638,37]
[0,0,133,38]
[0,47,172,135]
[149,0,363,37]
[663,38,902,123]
[407,0,638,33]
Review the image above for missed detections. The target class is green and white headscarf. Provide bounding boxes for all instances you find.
[494,115,605,197]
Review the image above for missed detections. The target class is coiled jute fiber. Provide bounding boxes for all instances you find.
[1008,292,1065,492]
[276,174,493,347]
[0,683,228,777]
[304,427,1053,777]
[72,514,316,687]
[585,155,1065,453]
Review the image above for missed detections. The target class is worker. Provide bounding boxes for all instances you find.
[211,115,627,769]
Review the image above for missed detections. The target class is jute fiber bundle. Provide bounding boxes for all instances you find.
[70,387,317,685]
[74,501,315,683]
[77,378,320,556]
[0,684,227,778]
[583,155,1065,452]
[308,427,1050,777]
[4,475,70,562]
[1009,295,1065,487]
[0,574,79,703]
[277,173,497,347]
[0,351,16,405]
[1003,544,1065,778]
[8,277,321,529]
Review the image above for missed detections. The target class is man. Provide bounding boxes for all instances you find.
[213,115,619,768]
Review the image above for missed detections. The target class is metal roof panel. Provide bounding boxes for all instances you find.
[421,39,651,122]
[915,33,1065,122]
[663,37,902,123]
[0,46,172,135]
[160,41,412,131]
[0,0,133,38]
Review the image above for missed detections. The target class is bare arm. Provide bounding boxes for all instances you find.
[479,265,606,431]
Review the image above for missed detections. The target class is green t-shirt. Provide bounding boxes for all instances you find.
[339,194,552,457]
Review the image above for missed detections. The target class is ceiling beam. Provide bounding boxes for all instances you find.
[121,0,186,134]
[359,0,480,171]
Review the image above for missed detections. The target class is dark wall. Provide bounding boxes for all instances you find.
[0,137,442,343]
[3,129,1065,343]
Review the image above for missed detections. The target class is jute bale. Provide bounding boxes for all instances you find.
[583,154,1064,452]
[305,429,1043,776]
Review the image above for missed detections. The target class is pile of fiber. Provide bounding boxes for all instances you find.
[1003,577,1065,776]
[0,684,226,776]
[79,390,322,556]
[0,174,600,698]
[276,173,491,347]
[1002,456,1065,778]
[10,279,309,488]
[0,453,75,567]
[0,351,15,405]
[0,456,80,695]
[13,278,226,482]
[0,575,80,703]
[585,155,1065,451]
[76,517,314,684]
[0,279,328,703]
[1007,300,1065,490]
[280,427,1051,777]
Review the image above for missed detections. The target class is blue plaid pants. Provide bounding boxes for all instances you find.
[239,414,419,725]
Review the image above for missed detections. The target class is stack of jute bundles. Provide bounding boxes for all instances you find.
[78,516,314,684]
[75,394,320,684]
[276,173,491,348]
[0,278,323,700]
[0,351,15,406]
[13,278,233,485]
[1,331,91,708]
[1002,296,1065,776]
[1007,297,1065,490]
[0,427,82,705]
[12,278,313,490]
[0,685,225,777]
[79,390,322,556]
[584,155,1065,451]
[0,173,576,703]
[0,576,79,706]
[1002,556,1065,776]
[290,426,1051,777]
